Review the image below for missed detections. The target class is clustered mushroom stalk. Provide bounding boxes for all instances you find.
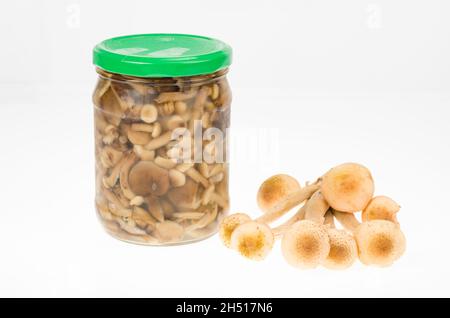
[219,182,321,259]
[220,162,406,269]
[94,68,231,245]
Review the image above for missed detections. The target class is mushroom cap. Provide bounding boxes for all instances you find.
[128,161,170,196]
[257,174,301,213]
[155,221,184,243]
[167,178,199,210]
[321,162,374,213]
[355,220,406,266]
[281,220,330,269]
[140,104,158,123]
[362,195,400,223]
[230,221,274,261]
[219,213,252,248]
[323,229,358,270]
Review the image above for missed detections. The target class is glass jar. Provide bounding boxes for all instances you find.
[92,34,232,245]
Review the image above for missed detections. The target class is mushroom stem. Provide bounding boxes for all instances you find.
[93,79,110,106]
[146,196,165,223]
[304,191,329,224]
[193,86,210,111]
[210,192,228,209]
[186,204,218,232]
[101,188,132,217]
[103,155,126,188]
[119,153,138,200]
[186,167,210,188]
[255,181,321,224]
[324,210,335,228]
[332,209,361,232]
[272,204,307,238]
[144,131,172,150]
[272,191,330,238]
[155,90,197,103]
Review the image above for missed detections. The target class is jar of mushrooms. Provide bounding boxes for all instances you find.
[92,34,232,245]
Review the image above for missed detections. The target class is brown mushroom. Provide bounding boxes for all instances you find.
[186,204,218,232]
[155,90,197,103]
[154,221,184,243]
[168,169,186,187]
[140,104,158,123]
[146,195,165,222]
[99,146,123,169]
[127,129,151,145]
[98,87,123,126]
[93,78,110,106]
[160,198,175,219]
[128,161,170,196]
[174,101,188,114]
[167,178,199,210]
[119,153,138,200]
[132,206,157,229]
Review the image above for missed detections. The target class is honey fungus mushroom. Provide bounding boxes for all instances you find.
[355,220,406,266]
[224,191,327,261]
[333,211,406,266]
[322,210,358,270]
[220,181,320,249]
[256,182,321,224]
[323,228,357,270]
[257,174,301,213]
[281,220,330,269]
[128,161,170,196]
[217,162,405,269]
[219,213,252,248]
[321,163,374,213]
[362,195,400,224]
[230,221,274,261]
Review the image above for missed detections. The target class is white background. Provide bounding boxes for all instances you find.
[0,0,449,297]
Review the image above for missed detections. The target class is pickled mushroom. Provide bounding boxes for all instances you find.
[128,161,170,196]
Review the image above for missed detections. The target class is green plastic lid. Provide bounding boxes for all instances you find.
[93,33,232,77]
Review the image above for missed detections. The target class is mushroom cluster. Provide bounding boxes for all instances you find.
[94,68,231,245]
[220,163,406,269]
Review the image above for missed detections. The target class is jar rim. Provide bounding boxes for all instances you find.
[93,33,232,78]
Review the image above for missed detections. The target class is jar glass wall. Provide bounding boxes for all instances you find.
[93,68,231,245]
